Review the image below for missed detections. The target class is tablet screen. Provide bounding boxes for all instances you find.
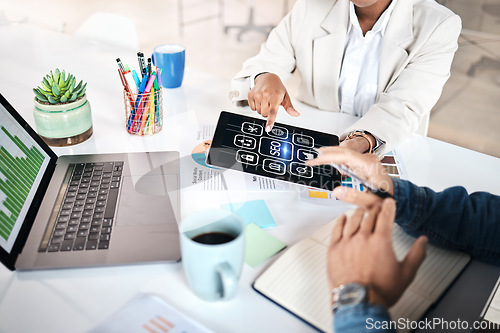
[207,111,341,191]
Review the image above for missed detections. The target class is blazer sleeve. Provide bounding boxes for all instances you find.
[341,13,462,155]
[229,0,307,104]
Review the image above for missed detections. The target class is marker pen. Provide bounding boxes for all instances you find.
[132,70,141,88]
[116,58,126,72]
[123,69,138,94]
[137,52,146,76]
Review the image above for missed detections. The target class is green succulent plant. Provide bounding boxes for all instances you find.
[33,69,87,104]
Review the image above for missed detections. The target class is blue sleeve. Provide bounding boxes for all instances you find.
[334,303,395,332]
[393,178,500,265]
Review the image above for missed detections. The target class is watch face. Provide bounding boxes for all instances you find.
[338,283,367,305]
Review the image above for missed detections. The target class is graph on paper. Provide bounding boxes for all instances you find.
[0,106,50,252]
[88,294,215,333]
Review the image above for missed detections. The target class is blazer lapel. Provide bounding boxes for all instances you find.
[378,0,415,96]
[313,0,349,110]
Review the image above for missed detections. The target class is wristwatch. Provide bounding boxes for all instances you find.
[331,283,369,313]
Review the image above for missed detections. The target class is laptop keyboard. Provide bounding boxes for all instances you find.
[39,161,123,252]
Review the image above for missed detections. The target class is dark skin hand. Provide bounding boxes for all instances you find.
[249,74,375,153]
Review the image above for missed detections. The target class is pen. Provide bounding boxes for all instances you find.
[157,68,162,88]
[132,70,141,88]
[116,58,126,72]
[147,58,152,77]
[135,73,156,133]
[122,66,138,94]
[137,52,146,76]
[117,69,135,109]
[330,162,393,199]
[127,75,149,132]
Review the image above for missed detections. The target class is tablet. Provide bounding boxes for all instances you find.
[206,111,341,191]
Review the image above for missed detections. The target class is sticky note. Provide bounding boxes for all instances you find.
[245,223,286,267]
[222,200,276,228]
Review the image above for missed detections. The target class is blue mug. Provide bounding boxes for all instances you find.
[152,44,185,88]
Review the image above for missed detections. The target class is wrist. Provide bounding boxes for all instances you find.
[250,72,270,89]
[345,130,377,154]
[331,282,390,312]
[331,282,369,312]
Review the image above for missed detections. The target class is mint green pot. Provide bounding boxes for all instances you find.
[33,95,93,146]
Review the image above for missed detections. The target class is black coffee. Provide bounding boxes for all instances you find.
[192,232,236,245]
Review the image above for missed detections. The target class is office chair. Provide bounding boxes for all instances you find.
[466,3,500,78]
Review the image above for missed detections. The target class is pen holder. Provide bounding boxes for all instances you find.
[124,89,163,135]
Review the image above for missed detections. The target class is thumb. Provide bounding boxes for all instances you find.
[401,236,427,284]
[282,93,300,117]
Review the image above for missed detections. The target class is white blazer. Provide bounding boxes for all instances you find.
[231,0,462,154]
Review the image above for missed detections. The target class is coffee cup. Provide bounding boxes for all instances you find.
[152,44,185,88]
[180,209,245,301]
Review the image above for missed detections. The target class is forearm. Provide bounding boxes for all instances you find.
[334,304,394,333]
[393,178,500,265]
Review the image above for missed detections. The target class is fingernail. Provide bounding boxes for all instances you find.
[265,125,272,133]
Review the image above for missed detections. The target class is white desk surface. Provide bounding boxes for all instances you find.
[0,23,499,333]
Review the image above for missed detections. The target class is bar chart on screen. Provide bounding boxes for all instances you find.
[0,126,44,237]
[0,112,49,251]
[89,294,215,333]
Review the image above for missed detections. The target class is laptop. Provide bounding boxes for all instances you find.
[0,93,181,271]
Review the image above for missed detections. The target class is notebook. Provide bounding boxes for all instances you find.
[0,93,181,271]
[253,212,471,333]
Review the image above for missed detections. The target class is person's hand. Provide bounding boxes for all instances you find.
[327,199,428,308]
[305,147,393,209]
[248,73,300,132]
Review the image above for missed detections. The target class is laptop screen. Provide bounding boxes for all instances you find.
[0,96,53,255]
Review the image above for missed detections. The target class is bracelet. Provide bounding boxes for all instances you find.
[346,130,374,154]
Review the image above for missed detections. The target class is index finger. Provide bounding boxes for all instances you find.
[265,100,280,132]
[306,147,370,170]
[374,198,396,237]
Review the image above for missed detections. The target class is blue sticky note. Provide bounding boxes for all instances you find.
[222,200,276,228]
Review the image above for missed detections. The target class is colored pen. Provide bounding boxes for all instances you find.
[117,69,135,109]
[132,70,141,88]
[144,72,156,93]
[123,69,138,94]
[127,75,148,131]
[157,68,162,88]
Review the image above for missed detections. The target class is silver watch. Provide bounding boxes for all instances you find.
[331,283,369,312]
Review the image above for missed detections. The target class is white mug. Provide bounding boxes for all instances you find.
[180,209,245,301]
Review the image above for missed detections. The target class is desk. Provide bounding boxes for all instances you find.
[0,24,499,333]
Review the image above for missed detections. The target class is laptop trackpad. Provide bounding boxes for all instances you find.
[115,174,177,226]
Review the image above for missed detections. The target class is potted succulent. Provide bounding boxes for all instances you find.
[33,69,93,146]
